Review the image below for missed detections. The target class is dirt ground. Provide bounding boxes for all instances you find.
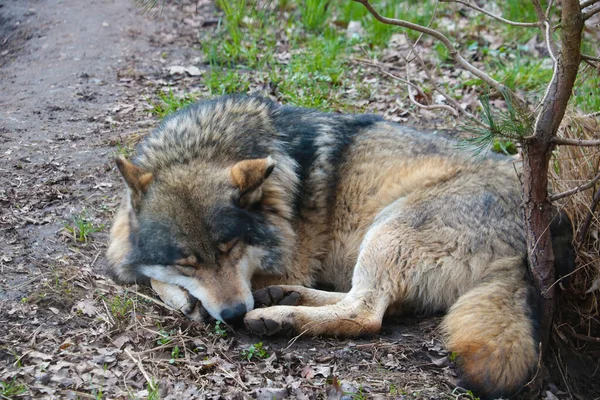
[0,1,596,399]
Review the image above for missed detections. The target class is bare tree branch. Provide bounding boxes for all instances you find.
[439,0,539,27]
[576,186,600,244]
[583,3,600,19]
[546,0,555,18]
[582,54,600,63]
[531,0,559,55]
[549,171,600,201]
[581,0,600,8]
[351,0,522,105]
[552,137,600,146]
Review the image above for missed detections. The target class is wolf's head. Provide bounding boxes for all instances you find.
[115,154,282,323]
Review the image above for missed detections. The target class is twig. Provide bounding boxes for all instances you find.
[546,0,555,18]
[533,21,558,138]
[583,3,600,19]
[404,64,459,116]
[531,0,559,55]
[352,0,516,100]
[439,0,539,27]
[552,137,600,146]
[581,54,600,63]
[404,45,485,125]
[576,186,600,243]
[581,0,600,8]
[568,331,600,343]
[218,367,249,390]
[524,342,544,389]
[124,348,156,391]
[126,287,179,313]
[549,171,600,201]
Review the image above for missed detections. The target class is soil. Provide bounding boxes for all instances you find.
[0,1,597,399]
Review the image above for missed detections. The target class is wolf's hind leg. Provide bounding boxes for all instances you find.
[253,285,347,308]
[150,279,207,321]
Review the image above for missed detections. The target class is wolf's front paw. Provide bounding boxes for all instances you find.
[151,279,209,322]
[182,297,210,322]
[244,308,295,336]
[253,286,301,308]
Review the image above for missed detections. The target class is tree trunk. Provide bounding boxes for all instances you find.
[523,0,583,354]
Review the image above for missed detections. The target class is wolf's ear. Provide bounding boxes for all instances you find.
[116,156,153,209]
[231,157,275,206]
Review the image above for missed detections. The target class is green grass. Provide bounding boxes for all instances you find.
[205,68,251,96]
[110,293,134,320]
[573,66,600,113]
[64,215,104,243]
[137,0,598,128]
[0,378,27,398]
[301,0,331,32]
[148,89,197,118]
[147,379,160,400]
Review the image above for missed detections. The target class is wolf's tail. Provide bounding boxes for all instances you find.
[441,257,539,400]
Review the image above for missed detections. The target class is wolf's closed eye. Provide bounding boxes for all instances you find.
[175,265,196,276]
[218,238,239,254]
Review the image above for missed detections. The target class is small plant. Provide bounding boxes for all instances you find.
[110,293,134,320]
[448,352,459,362]
[156,329,175,345]
[0,378,27,397]
[213,321,228,338]
[115,142,133,158]
[204,68,250,96]
[148,89,197,118]
[241,342,269,361]
[344,384,367,400]
[169,345,182,364]
[64,215,104,243]
[147,378,160,400]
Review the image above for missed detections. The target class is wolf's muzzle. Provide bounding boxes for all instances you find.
[220,303,247,324]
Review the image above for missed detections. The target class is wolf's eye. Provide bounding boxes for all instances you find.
[176,255,198,266]
[175,265,196,277]
[218,238,239,254]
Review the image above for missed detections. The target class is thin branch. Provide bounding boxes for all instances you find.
[124,348,156,391]
[583,3,600,19]
[352,0,518,103]
[546,0,555,18]
[353,56,483,124]
[404,61,459,116]
[576,186,600,244]
[531,0,559,55]
[551,137,600,146]
[440,0,539,27]
[532,21,558,138]
[581,0,600,8]
[581,54,600,63]
[549,171,600,201]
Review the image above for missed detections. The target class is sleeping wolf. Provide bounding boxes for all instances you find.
[107,95,571,399]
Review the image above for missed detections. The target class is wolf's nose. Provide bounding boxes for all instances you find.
[220,303,247,324]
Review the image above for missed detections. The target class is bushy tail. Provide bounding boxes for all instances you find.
[442,257,539,400]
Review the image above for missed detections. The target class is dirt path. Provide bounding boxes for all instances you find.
[0,1,589,399]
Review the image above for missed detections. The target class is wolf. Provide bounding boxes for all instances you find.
[106,95,572,399]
